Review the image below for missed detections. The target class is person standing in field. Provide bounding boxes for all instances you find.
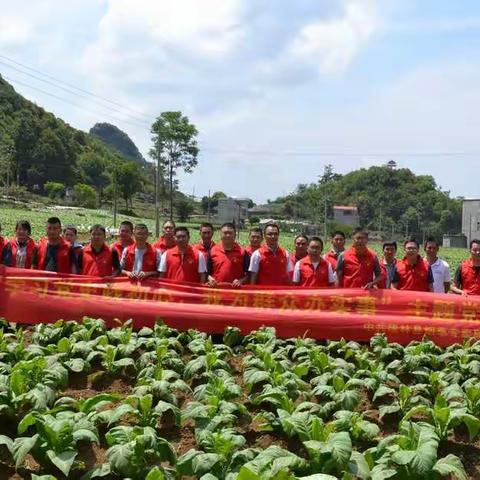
[424,237,451,293]
[64,225,83,260]
[159,226,207,283]
[120,223,160,280]
[245,227,263,256]
[194,222,215,260]
[293,236,335,287]
[336,227,381,289]
[153,219,176,253]
[207,222,249,288]
[290,234,309,265]
[32,217,77,273]
[378,241,398,289]
[0,223,5,261]
[249,223,292,285]
[78,224,120,278]
[111,221,134,258]
[1,220,37,269]
[391,238,434,292]
[451,239,480,296]
[324,230,346,270]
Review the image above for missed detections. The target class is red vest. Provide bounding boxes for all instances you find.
[81,244,114,277]
[210,243,246,283]
[164,246,201,283]
[153,236,176,253]
[256,245,290,286]
[112,239,134,258]
[460,260,480,295]
[341,248,377,288]
[377,258,397,289]
[395,256,431,292]
[245,244,260,256]
[194,241,215,261]
[36,238,72,274]
[324,250,341,270]
[123,243,157,272]
[9,238,36,269]
[297,257,331,287]
[0,237,4,260]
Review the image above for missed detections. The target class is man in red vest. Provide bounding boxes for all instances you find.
[293,237,335,287]
[64,225,83,262]
[153,219,176,253]
[120,224,160,280]
[324,230,346,270]
[378,241,398,289]
[78,224,120,278]
[452,239,480,296]
[391,238,433,292]
[207,223,249,288]
[112,221,134,258]
[290,234,309,265]
[159,227,207,283]
[336,227,381,289]
[194,222,215,260]
[32,217,76,273]
[0,223,4,261]
[249,223,292,285]
[1,220,37,269]
[245,227,263,256]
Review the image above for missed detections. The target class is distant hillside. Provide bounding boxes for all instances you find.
[90,122,146,165]
[0,74,150,205]
[275,164,462,238]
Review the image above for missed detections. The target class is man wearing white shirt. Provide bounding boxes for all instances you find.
[424,237,451,293]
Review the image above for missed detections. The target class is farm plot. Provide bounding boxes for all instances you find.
[0,319,479,479]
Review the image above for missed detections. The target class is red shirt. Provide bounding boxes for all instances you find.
[209,243,247,283]
[112,239,134,258]
[338,247,379,288]
[393,256,432,292]
[324,250,342,270]
[296,257,332,288]
[122,243,157,273]
[457,260,480,295]
[378,258,397,289]
[245,244,261,256]
[81,244,115,277]
[164,246,202,283]
[36,238,72,274]
[153,236,176,253]
[254,245,290,286]
[0,237,5,261]
[5,238,36,269]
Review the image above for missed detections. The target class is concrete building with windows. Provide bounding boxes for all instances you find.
[462,198,480,245]
[333,205,359,227]
[217,197,251,225]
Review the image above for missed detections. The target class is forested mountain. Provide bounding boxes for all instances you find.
[0,74,149,207]
[276,165,462,238]
[89,122,146,165]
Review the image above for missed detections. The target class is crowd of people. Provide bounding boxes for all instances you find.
[1,216,479,295]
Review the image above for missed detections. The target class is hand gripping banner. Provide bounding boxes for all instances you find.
[1,267,480,346]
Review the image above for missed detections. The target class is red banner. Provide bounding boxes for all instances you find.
[1,267,480,346]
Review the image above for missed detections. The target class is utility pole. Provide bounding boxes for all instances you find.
[324,196,328,240]
[155,142,161,237]
[113,166,118,229]
[207,189,211,220]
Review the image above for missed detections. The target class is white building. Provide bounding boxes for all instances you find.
[462,199,480,245]
[333,205,359,227]
[217,197,251,225]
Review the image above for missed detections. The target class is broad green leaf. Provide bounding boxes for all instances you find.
[192,453,222,475]
[80,463,111,480]
[432,454,468,480]
[73,429,99,443]
[46,449,77,476]
[0,434,12,451]
[12,434,39,468]
[145,466,167,480]
[65,358,86,372]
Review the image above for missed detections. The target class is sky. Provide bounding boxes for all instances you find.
[1,0,480,203]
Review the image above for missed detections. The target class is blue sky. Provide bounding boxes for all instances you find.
[1,0,480,202]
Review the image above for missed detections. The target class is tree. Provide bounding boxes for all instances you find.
[77,148,110,206]
[73,183,96,208]
[116,161,143,210]
[0,133,15,187]
[44,181,65,199]
[176,198,194,222]
[150,112,199,221]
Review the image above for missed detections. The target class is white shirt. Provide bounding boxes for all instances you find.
[248,247,293,274]
[120,247,162,274]
[293,259,336,284]
[426,257,451,293]
[159,250,207,274]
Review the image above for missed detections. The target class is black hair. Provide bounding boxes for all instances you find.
[249,227,263,236]
[309,236,324,248]
[470,239,480,249]
[134,223,149,231]
[90,224,106,235]
[47,216,61,226]
[332,230,346,239]
[424,236,439,249]
[404,237,420,248]
[175,226,190,237]
[15,220,31,235]
[220,222,236,231]
[199,222,214,231]
[383,240,398,250]
[295,234,309,243]
[264,223,280,234]
[120,220,133,231]
[63,225,77,235]
[163,219,176,228]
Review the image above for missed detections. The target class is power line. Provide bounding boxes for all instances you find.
[3,75,151,130]
[0,53,151,120]
[0,59,151,126]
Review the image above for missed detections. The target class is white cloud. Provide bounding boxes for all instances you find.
[0,15,33,47]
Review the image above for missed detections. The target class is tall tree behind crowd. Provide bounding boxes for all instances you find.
[150,112,199,232]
